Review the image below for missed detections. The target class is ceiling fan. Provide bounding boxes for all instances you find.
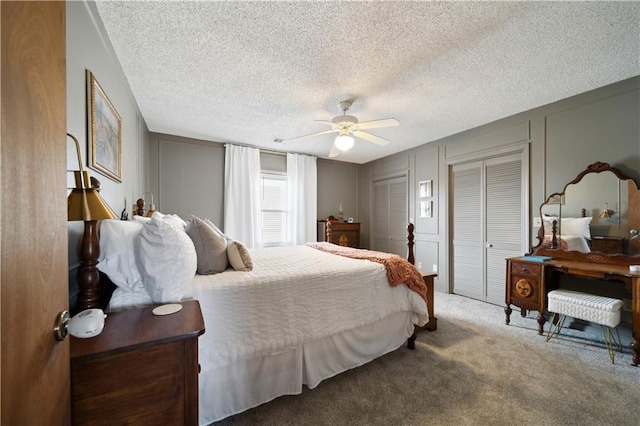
[287,100,399,158]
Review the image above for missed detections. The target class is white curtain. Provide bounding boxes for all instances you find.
[224,144,263,248]
[286,153,317,245]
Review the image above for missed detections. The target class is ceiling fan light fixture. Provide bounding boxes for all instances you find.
[335,132,354,151]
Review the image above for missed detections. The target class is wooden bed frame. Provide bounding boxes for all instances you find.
[85,197,437,348]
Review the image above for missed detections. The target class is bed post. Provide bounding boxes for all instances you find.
[406,222,438,350]
[407,222,415,265]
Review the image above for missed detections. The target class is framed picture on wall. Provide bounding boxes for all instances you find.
[87,70,122,182]
[419,200,432,218]
[419,180,432,198]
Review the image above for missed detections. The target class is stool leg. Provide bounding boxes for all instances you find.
[546,313,566,342]
[613,327,623,353]
[600,326,616,364]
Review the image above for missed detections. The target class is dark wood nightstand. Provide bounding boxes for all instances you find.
[70,300,205,426]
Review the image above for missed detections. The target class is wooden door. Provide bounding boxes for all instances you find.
[1,2,70,424]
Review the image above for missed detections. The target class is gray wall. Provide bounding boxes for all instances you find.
[67,1,149,307]
[67,1,148,217]
[147,133,360,232]
[359,76,639,293]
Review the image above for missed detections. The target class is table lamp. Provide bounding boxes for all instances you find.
[67,133,117,310]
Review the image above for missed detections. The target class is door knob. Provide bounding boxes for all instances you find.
[53,310,70,341]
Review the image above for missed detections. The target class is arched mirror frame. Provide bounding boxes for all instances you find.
[531,161,640,265]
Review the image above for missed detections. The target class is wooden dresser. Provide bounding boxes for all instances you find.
[70,301,205,425]
[590,236,626,254]
[320,221,361,248]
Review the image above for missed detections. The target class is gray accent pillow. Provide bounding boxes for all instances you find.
[185,216,228,274]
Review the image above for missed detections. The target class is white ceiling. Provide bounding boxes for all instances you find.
[95,1,640,164]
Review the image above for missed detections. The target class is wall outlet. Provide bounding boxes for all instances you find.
[416,261,423,269]
[432,264,438,273]
[533,217,542,227]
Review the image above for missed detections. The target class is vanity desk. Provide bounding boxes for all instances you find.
[505,162,640,366]
[506,255,640,365]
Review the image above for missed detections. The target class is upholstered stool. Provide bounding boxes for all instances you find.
[546,289,624,363]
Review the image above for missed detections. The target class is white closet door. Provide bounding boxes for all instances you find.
[451,153,525,305]
[372,175,408,256]
[451,162,484,300]
[389,178,409,256]
[485,155,524,305]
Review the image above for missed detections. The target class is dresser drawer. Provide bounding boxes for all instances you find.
[510,261,541,278]
[326,222,360,248]
[507,260,543,309]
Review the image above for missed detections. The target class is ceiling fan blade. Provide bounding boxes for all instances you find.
[286,129,335,142]
[313,120,336,126]
[328,142,340,158]
[352,130,390,146]
[355,118,399,130]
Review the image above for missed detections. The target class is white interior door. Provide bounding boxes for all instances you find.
[451,153,526,305]
[485,155,525,305]
[451,162,484,300]
[372,175,408,256]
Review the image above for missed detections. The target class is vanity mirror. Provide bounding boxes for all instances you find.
[507,162,640,366]
[532,161,640,262]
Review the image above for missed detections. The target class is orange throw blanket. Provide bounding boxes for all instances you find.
[306,242,428,307]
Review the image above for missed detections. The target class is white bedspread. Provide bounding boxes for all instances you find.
[191,245,429,370]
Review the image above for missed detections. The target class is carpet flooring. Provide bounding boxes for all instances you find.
[213,292,640,425]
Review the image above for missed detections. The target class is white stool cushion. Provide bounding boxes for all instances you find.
[548,289,623,328]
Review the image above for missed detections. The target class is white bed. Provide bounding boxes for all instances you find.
[87,215,430,425]
[193,245,428,424]
[542,216,592,252]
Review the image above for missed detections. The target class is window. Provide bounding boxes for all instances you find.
[261,173,288,246]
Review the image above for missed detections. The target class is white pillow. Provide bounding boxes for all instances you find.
[560,217,592,239]
[152,211,187,230]
[131,215,151,224]
[107,287,154,313]
[98,220,145,291]
[227,239,253,271]
[185,216,228,274]
[136,214,197,303]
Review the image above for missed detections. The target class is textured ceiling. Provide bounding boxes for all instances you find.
[95,1,640,164]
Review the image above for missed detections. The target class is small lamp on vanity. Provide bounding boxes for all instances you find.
[67,133,117,310]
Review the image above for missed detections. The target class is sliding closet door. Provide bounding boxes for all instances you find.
[372,175,408,256]
[451,153,525,305]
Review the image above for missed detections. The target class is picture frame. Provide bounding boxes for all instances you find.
[87,70,122,182]
[419,180,432,198]
[419,200,433,218]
